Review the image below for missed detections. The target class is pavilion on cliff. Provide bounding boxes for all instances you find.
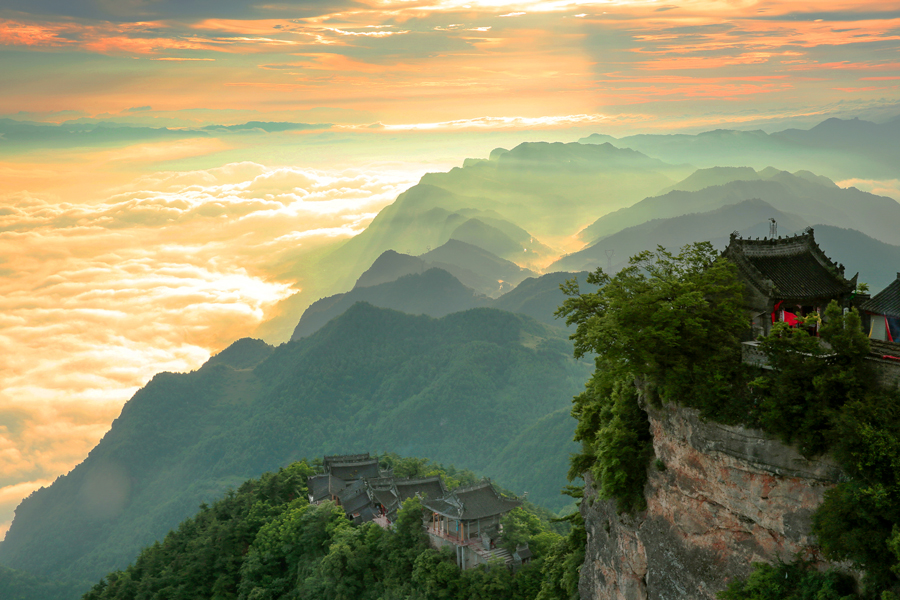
[722,227,858,340]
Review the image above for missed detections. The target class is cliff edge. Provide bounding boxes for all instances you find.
[579,403,844,600]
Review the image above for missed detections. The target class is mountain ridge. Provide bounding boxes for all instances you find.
[0,303,591,586]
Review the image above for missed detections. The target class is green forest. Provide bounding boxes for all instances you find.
[75,456,584,600]
[559,243,900,598]
[0,304,591,593]
[7,239,900,600]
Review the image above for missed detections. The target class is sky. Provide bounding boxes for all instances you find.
[2,0,900,541]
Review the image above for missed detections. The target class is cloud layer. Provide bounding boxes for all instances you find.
[0,161,424,537]
[2,1,898,128]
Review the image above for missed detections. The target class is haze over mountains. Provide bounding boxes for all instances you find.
[0,304,591,586]
[3,115,900,600]
[291,245,588,339]
[580,116,900,180]
[256,117,900,343]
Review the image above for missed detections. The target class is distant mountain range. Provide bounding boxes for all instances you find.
[0,119,337,153]
[580,117,900,180]
[257,141,690,341]
[553,198,807,273]
[553,167,900,291]
[312,142,690,293]
[292,243,587,339]
[577,167,900,247]
[5,115,900,600]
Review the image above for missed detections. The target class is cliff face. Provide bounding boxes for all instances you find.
[579,403,843,600]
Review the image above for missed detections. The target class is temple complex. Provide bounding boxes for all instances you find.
[307,454,525,568]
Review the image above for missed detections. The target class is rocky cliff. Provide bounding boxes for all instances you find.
[579,403,844,600]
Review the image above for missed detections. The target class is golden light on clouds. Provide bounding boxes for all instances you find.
[0,161,426,536]
[377,112,613,130]
[1,0,899,549]
[3,0,898,124]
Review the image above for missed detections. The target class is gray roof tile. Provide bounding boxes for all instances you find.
[861,276,900,318]
[422,480,521,521]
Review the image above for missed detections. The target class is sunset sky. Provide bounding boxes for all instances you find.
[2,0,900,539]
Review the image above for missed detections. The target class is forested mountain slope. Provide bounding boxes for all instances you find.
[74,457,579,600]
[292,253,587,340]
[0,304,590,587]
[291,268,490,340]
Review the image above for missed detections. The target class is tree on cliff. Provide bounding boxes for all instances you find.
[557,242,748,513]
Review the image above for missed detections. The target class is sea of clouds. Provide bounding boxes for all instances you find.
[0,161,425,536]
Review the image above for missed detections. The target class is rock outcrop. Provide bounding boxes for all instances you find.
[579,403,844,600]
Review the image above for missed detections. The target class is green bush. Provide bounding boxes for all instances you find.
[718,560,858,600]
[558,243,748,513]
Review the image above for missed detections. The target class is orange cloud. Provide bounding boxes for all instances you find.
[0,160,431,533]
[0,18,215,55]
[0,21,71,47]
[377,112,609,130]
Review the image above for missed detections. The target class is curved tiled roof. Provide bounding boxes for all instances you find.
[323,453,370,469]
[861,276,900,318]
[394,476,446,502]
[422,480,521,521]
[329,459,380,481]
[308,474,346,502]
[723,228,856,302]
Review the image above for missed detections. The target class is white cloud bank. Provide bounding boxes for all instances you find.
[0,161,425,537]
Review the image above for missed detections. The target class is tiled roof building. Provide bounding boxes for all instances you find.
[329,458,381,481]
[307,474,347,503]
[307,456,524,570]
[722,228,857,338]
[422,480,520,522]
[307,454,531,569]
[422,480,522,569]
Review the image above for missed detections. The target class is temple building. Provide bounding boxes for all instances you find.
[369,476,447,523]
[422,480,522,569]
[307,453,385,510]
[861,274,900,343]
[722,228,858,340]
[307,455,527,569]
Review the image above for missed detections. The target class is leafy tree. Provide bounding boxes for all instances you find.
[558,242,746,413]
[534,511,585,600]
[411,549,465,600]
[557,243,747,512]
[500,508,552,553]
[717,560,858,600]
[751,303,872,456]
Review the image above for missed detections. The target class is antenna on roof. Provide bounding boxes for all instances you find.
[605,249,615,274]
[768,218,777,239]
